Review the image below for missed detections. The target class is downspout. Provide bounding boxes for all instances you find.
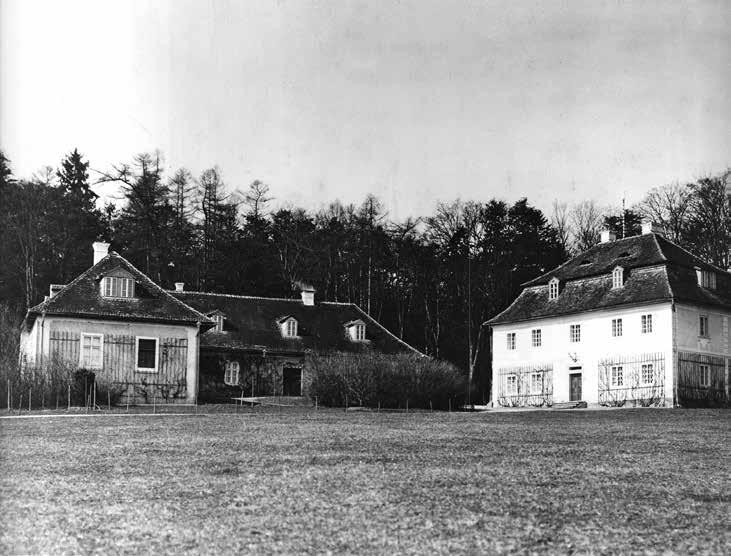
[38,311,46,369]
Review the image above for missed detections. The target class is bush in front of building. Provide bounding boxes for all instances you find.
[306,351,467,410]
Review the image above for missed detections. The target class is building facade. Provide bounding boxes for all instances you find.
[486,225,731,408]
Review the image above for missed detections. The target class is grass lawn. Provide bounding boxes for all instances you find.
[1,408,729,554]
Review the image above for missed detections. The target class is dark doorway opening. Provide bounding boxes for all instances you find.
[569,372,582,401]
[283,367,302,396]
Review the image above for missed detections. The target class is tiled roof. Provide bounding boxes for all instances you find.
[487,233,731,325]
[170,291,421,355]
[24,253,214,329]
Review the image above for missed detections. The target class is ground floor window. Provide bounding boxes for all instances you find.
[136,337,158,372]
[699,364,710,387]
[530,372,542,394]
[611,365,624,387]
[506,374,518,395]
[224,361,240,386]
[80,333,103,369]
[641,363,654,385]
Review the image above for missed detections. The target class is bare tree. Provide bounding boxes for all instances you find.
[244,180,273,220]
[637,182,691,243]
[569,200,603,252]
[551,199,571,254]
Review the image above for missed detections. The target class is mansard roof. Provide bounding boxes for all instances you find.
[170,291,420,356]
[487,233,731,325]
[24,252,214,329]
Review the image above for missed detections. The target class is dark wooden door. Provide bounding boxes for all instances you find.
[283,367,302,396]
[569,373,582,401]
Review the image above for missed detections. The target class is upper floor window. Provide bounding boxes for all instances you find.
[699,364,710,387]
[507,332,516,350]
[136,337,158,372]
[611,318,623,337]
[697,269,716,290]
[548,278,559,300]
[612,266,624,288]
[224,361,240,386]
[531,329,541,347]
[102,276,133,298]
[569,324,581,343]
[611,365,624,387]
[80,333,103,369]
[281,317,298,338]
[641,363,654,385]
[699,315,709,338]
[641,314,653,334]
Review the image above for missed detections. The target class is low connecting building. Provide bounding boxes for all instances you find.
[487,223,731,408]
[20,242,418,404]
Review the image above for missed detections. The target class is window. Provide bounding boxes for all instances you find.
[224,361,240,386]
[507,332,516,350]
[282,318,298,338]
[699,315,709,338]
[80,333,103,369]
[611,365,624,387]
[697,269,717,290]
[136,337,158,372]
[531,329,542,347]
[570,324,581,343]
[699,364,710,387]
[353,323,365,341]
[641,364,654,385]
[641,314,653,334]
[548,278,559,300]
[612,266,624,288]
[531,372,542,394]
[346,321,366,341]
[611,318,623,337]
[506,375,518,395]
[102,276,134,298]
[211,314,224,332]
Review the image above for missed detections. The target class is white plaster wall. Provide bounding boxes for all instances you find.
[675,303,731,357]
[492,301,674,405]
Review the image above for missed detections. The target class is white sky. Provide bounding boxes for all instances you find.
[1,0,729,220]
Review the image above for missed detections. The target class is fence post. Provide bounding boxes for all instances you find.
[153,392,156,414]
[315,396,318,411]
[67,383,71,411]
[29,388,32,412]
[7,379,10,411]
[18,395,22,416]
[448,398,451,413]
[107,391,111,411]
[93,383,96,410]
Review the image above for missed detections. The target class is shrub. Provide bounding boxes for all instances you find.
[306,351,467,410]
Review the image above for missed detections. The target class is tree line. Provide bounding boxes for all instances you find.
[1,149,728,399]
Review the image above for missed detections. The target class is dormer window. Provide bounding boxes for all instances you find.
[548,278,559,300]
[102,276,134,298]
[210,313,224,332]
[345,320,366,342]
[279,317,298,338]
[612,266,624,289]
[696,269,717,289]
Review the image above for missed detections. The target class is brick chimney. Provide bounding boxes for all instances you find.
[175,282,185,292]
[599,229,616,244]
[92,242,110,265]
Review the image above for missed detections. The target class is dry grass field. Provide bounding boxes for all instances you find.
[1,408,729,554]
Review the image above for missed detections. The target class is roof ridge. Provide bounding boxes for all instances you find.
[655,234,730,274]
[170,290,301,302]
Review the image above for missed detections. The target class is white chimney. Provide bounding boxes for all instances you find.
[300,285,315,306]
[92,242,110,265]
[641,221,664,235]
[600,229,616,244]
[175,282,185,292]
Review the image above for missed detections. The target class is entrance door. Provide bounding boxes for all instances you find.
[282,367,302,396]
[569,373,582,401]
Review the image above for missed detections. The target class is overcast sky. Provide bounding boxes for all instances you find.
[1,0,729,220]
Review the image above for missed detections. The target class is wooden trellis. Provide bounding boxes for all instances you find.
[598,352,666,407]
[496,364,553,408]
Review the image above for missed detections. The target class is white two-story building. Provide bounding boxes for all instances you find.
[486,223,731,408]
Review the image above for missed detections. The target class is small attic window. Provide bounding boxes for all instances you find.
[345,320,366,342]
[102,276,134,298]
[548,278,559,301]
[696,269,717,290]
[280,317,298,338]
[210,313,224,332]
[612,266,624,289]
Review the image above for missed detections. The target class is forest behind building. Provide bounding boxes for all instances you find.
[0,149,728,400]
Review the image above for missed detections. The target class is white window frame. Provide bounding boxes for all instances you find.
[530,372,542,394]
[102,276,134,299]
[353,323,365,341]
[612,266,624,288]
[80,333,104,369]
[699,315,709,338]
[641,314,653,334]
[569,324,581,343]
[224,360,240,386]
[699,364,710,387]
[548,278,559,300]
[531,329,541,348]
[611,365,624,387]
[135,336,159,373]
[281,318,298,338]
[611,318,623,337]
[507,332,516,350]
[211,314,224,332]
[641,363,654,385]
[697,270,717,290]
[506,374,518,395]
